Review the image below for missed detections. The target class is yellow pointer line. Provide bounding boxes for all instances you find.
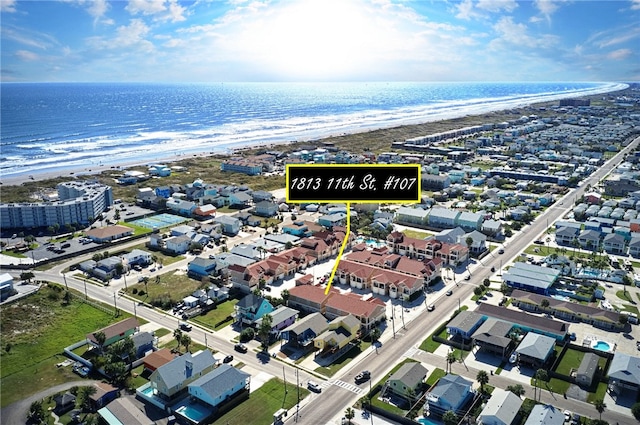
[325,202,350,295]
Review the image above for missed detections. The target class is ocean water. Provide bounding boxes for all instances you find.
[0,81,626,179]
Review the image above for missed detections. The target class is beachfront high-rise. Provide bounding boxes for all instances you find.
[0,180,113,230]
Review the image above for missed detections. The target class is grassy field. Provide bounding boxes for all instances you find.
[192,298,239,331]
[123,270,203,307]
[0,284,133,407]
[401,229,433,239]
[213,378,309,425]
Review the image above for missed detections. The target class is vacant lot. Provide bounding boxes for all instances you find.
[1,284,132,407]
[124,270,203,308]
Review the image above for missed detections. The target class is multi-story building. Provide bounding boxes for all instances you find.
[1,180,113,230]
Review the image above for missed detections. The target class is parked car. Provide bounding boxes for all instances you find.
[354,370,370,383]
[498,248,504,254]
[569,332,576,341]
[223,355,234,363]
[307,381,321,393]
[446,290,453,296]
[427,304,435,312]
[534,240,544,245]
[234,343,248,353]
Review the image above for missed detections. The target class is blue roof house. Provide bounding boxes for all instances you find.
[426,374,474,417]
[456,211,483,232]
[254,201,278,217]
[149,349,217,400]
[187,364,251,411]
[166,198,197,216]
[213,216,241,235]
[188,257,218,279]
[501,262,560,296]
[235,294,274,326]
[318,212,347,228]
[428,208,460,229]
[155,186,171,198]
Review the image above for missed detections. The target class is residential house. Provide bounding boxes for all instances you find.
[515,333,556,368]
[447,311,484,341]
[459,230,487,254]
[213,216,241,235]
[132,331,155,359]
[435,227,465,244]
[187,364,251,411]
[426,374,474,417]
[457,211,483,232]
[313,314,360,355]
[165,235,191,254]
[523,404,564,425]
[0,273,14,301]
[576,353,600,387]
[234,294,274,326]
[121,249,152,268]
[481,219,503,238]
[630,236,640,257]
[170,224,195,237]
[318,212,347,228]
[385,362,428,403]
[324,291,386,330]
[555,226,580,246]
[578,229,602,250]
[395,206,429,227]
[149,349,217,400]
[53,392,76,415]
[254,201,278,217]
[475,303,568,341]
[228,191,252,208]
[608,352,640,394]
[477,388,523,425]
[89,382,120,410]
[501,262,560,296]
[280,312,329,349]
[251,190,273,202]
[603,233,626,254]
[85,225,134,243]
[255,305,299,337]
[187,257,218,279]
[471,318,514,359]
[143,348,175,373]
[98,398,154,425]
[428,208,460,229]
[283,221,309,236]
[166,198,197,216]
[87,318,139,349]
[194,204,217,218]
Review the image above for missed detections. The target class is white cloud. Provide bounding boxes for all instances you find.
[534,0,560,23]
[607,48,632,60]
[87,19,154,51]
[476,0,518,13]
[15,50,39,61]
[1,0,17,13]
[86,0,110,19]
[126,0,187,22]
[455,0,482,20]
[631,0,640,10]
[492,16,557,49]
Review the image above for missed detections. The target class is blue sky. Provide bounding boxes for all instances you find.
[1,0,638,82]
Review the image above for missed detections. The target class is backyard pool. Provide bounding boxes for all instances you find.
[591,340,614,352]
[418,417,442,425]
[175,401,212,423]
[354,237,386,248]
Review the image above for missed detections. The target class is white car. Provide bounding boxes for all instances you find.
[307,381,321,393]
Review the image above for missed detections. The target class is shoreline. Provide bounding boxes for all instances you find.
[2,82,629,187]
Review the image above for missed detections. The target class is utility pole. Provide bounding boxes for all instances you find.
[63,273,68,291]
[113,293,117,313]
[391,305,396,339]
[282,366,287,408]
[295,368,300,422]
[401,297,405,329]
[84,279,88,300]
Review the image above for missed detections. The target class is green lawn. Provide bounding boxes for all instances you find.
[192,298,239,331]
[554,348,585,376]
[154,327,171,338]
[401,229,433,239]
[419,326,447,352]
[213,378,309,425]
[616,290,633,303]
[314,341,371,377]
[587,382,608,403]
[425,367,447,387]
[116,221,152,236]
[1,285,133,407]
[123,270,203,308]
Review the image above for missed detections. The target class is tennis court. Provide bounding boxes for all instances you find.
[131,213,188,229]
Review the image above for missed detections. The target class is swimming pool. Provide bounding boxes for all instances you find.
[418,417,441,425]
[175,401,211,423]
[354,237,386,248]
[591,339,615,353]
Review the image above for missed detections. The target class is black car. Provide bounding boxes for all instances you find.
[223,355,234,363]
[354,370,371,383]
[446,289,453,296]
[234,343,248,353]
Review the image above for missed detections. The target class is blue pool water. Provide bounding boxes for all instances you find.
[592,341,611,351]
[355,237,386,248]
[176,402,211,422]
[418,418,441,425]
[140,386,154,396]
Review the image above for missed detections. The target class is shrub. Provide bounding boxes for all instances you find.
[240,328,255,342]
[138,290,146,296]
[132,288,138,294]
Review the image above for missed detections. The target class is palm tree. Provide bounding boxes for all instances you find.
[94,331,106,355]
[173,328,183,350]
[506,384,525,397]
[476,370,489,394]
[344,407,355,424]
[594,399,606,420]
[258,314,273,351]
[446,351,457,374]
[442,410,458,425]
[181,334,192,352]
[76,385,98,411]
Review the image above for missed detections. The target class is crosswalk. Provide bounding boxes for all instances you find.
[329,379,365,394]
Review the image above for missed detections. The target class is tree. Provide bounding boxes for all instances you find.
[476,370,489,394]
[631,402,640,420]
[76,385,97,411]
[442,410,458,425]
[94,331,106,354]
[589,420,608,425]
[173,328,183,350]
[370,327,381,343]
[344,407,355,424]
[446,351,457,374]
[104,361,128,384]
[181,334,192,352]
[20,271,35,282]
[258,314,273,351]
[593,399,606,420]
[281,289,290,305]
[541,299,550,309]
[474,286,483,296]
[28,400,45,424]
[506,384,525,397]
[483,278,490,287]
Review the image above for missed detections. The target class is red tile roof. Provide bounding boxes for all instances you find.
[87,317,139,344]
